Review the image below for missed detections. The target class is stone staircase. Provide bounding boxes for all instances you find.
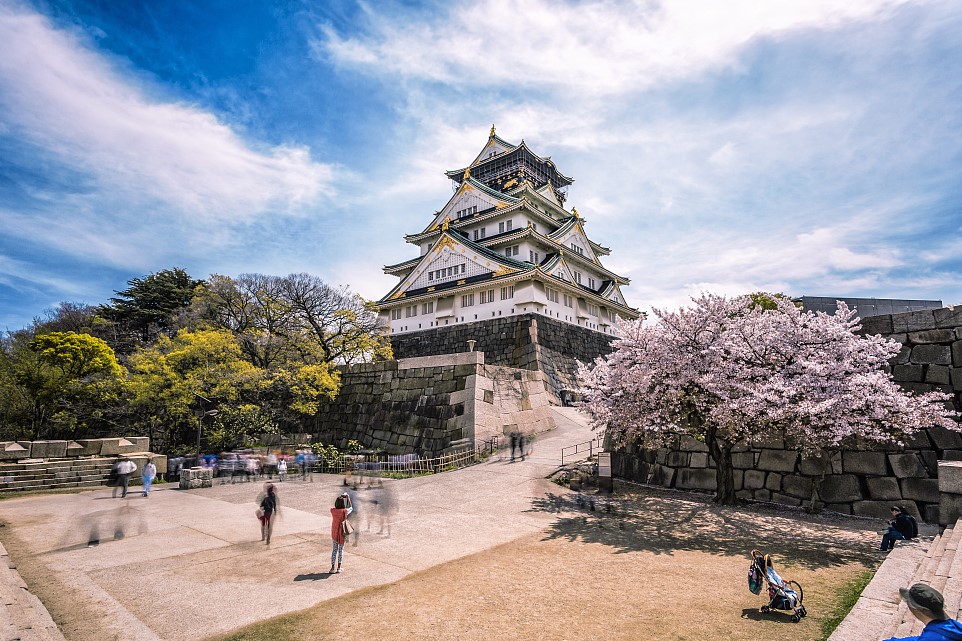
[0,543,65,641]
[830,520,962,641]
[0,458,117,492]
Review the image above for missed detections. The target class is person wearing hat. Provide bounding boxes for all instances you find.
[883,583,962,641]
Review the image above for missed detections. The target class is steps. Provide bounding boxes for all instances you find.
[0,458,117,493]
[0,542,65,641]
[830,519,962,641]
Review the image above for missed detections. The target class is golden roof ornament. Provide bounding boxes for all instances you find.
[489,124,496,138]
[463,167,471,180]
[572,207,580,218]
[441,216,451,230]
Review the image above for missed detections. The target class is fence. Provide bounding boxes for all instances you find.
[560,436,603,466]
[322,443,493,479]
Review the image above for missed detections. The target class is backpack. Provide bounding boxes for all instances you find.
[906,514,918,539]
[748,560,763,595]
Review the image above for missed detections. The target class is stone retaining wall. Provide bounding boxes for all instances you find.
[612,305,962,523]
[0,437,150,461]
[389,314,615,399]
[310,352,555,456]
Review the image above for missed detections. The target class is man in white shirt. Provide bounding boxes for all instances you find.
[112,457,137,498]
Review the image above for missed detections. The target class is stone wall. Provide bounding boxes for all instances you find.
[0,437,151,461]
[611,305,962,523]
[311,352,555,456]
[389,313,615,399]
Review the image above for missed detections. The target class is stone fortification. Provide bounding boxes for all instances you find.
[311,351,554,456]
[389,313,615,400]
[611,305,962,523]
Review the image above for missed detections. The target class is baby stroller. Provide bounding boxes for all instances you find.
[748,549,807,623]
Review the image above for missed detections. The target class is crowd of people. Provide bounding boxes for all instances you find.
[166,449,319,484]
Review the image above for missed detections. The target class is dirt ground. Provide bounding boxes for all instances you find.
[208,485,881,641]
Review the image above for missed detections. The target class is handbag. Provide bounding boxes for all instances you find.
[255,508,264,519]
[341,518,354,536]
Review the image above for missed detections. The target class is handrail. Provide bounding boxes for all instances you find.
[560,436,603,465]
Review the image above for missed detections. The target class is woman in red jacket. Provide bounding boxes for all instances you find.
[329,493,353,573]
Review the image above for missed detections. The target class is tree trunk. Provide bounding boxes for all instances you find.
[706,425,736,505]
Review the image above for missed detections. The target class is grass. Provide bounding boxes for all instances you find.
[818,568,874,640]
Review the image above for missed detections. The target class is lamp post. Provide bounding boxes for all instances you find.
[192,393,218,466]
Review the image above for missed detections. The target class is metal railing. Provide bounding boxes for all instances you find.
[560,436,603,466]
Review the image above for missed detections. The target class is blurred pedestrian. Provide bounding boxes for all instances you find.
[141,459,157,497]
[277,458,287,482]
[329,493,353,574]
[518,432,526,461]
[112,457,137,498]
[509,431,518,461]
[257,483,279,544]
[371,479,398,536]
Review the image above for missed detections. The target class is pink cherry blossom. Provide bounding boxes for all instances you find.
[578,294,960,504]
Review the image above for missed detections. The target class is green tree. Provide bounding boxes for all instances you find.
[99,268,205,350]
[127,328,264,452]
[5,331,127,439]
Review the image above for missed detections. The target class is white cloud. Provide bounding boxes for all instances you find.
[319,0,912,96]
[0,5,335,225]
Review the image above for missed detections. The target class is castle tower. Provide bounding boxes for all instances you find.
[378,128,640,398]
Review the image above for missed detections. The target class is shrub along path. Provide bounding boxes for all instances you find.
[0,408,886,641]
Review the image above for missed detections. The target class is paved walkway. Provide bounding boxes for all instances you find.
[0,408,596,641]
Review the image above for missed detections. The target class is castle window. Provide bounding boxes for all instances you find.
[588,277,596,289]
[391,309,401,320]
[573,271,582,284]
[428,272,433,281]
[422,302,434,314]
[461,294,474,307]
[529,250,540,263]
[507,219,512,231]
[570,243,584,256]
[500,286,515,300]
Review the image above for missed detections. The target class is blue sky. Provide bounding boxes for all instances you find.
[1,0,960,331]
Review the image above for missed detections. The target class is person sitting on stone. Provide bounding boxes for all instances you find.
[880,505,917,552]
[883,583,962,641]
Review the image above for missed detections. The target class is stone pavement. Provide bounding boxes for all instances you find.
[0,407,596,641]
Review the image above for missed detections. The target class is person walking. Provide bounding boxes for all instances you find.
[258,483,279,544]
[112,457,137,498]
[141,459,157,497]
[329,493,353,574]
[277,458,287,482]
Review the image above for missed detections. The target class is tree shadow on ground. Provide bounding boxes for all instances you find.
[529,484,881,571]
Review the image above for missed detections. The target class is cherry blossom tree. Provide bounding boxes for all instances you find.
[579,294,959,505]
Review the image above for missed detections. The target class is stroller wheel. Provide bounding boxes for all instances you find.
[760,606,770,613]
[799,606,807,617]
[791,614,801,623]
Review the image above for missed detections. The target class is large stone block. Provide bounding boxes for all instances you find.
[675,468,716,491]
[731,451,756,469]
[940,493,962,526]
[100,438,139,456]
[757,449,798,472]
[781,475,813,500]
[909,329,956,344]
[667,451,689,467]
[179,466,213,489]
[900,478,939,503]
[28,441,67,458]
[819,475,863,502]
[938,461,962,493]
[951,367,962,391]
[866,477,902,501]
[825,503,852,515]
[861,314,893,335]
[888,453,927,478]
[689,452,709,469]
[798,452,833,476]
[649,464,675,488]
[766,472,782,491]
[926,365,951,385]
[853,500,917,520]
[0,442,29,461]
[892,310,936,334]
[679,435,709,452]
[743,470,766,490]
[911,344,952,366]
[892,345,912,365]
[893,364,924,382]
[772,493,802,507]
[843,451,889,475]
[928,426,962,450]
[934,307,962,329]
[953,341,962,367]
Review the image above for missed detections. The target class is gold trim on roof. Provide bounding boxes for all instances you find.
[492,265,517,277]
[463,168,471,180]
[489,124,496,138]
[389,291,406,300]
[435,235,456,253]
[572,207,580,218]
[441,216,450,230]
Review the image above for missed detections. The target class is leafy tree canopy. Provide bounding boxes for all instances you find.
[99,267,205,347]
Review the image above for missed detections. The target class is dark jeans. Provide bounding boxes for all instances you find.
[881,527,905,550]
[113,473,131,498]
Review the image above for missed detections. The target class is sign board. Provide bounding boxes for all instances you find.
[598,452,611,478]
